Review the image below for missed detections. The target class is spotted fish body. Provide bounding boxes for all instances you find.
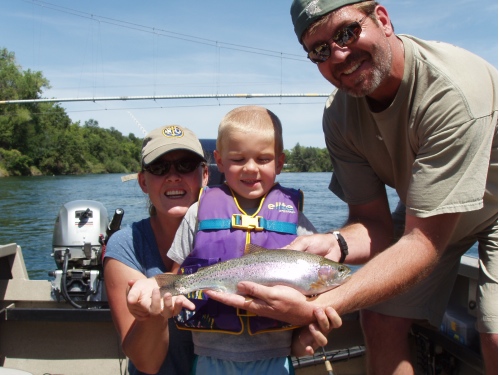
[155,244,351,297]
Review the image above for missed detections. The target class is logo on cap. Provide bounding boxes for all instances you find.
[305,0,322,17]
[163,125,184,138]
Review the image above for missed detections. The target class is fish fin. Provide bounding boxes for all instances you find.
[244,243,269,255]
[154,273,182,296]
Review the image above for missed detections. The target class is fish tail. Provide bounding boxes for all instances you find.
[154,273,183,296]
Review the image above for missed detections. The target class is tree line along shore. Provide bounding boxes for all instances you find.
[0,48,332,177]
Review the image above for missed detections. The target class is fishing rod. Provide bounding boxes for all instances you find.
[292,345,366,374]
[0,92,331,105]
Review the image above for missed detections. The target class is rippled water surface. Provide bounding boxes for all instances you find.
[0,173,477,280]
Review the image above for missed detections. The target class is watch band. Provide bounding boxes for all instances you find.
[332,231,349,263]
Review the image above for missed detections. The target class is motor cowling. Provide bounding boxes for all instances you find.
[52,200,109,269]
[50,200,112,308]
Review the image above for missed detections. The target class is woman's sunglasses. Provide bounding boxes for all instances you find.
[307,14,369,64]
[143,158,203,176]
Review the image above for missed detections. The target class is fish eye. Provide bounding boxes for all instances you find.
[338,265,348,273]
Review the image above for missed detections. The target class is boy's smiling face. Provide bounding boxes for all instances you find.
[214,130,285,209]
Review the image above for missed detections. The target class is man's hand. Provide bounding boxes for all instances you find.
[206,282,320,326]
[283,234,337,260]
[293,307,342,356]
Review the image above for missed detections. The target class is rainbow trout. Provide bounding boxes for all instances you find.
[155,244,351,297]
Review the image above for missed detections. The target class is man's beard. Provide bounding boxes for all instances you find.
[340,40,393,98]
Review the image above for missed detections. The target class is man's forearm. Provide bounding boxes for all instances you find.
[315,230,439,316]
[332,219,393,264]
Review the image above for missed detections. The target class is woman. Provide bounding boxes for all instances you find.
[104,125,209,375]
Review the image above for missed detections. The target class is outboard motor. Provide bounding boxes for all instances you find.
[49,200,123,308]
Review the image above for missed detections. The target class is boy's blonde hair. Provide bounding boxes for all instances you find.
[216,106,284,154]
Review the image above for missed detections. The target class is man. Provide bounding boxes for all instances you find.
[207,1,498,374]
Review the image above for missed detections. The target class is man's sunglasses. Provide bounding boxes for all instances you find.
[143,158,203,176]
[307,14,369,64]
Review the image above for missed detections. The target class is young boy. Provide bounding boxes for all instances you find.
[167,105,319,374]
[127,106,334,374]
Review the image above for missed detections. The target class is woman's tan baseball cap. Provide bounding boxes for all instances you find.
[141,125,205,165]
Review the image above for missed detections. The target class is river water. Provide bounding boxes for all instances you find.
[0,173,477,280]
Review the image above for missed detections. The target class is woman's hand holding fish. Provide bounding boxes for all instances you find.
[161,293,196,319]
[127,278,160,320]
[127,278,196,321]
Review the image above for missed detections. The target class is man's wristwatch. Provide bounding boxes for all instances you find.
[331,231,349,263]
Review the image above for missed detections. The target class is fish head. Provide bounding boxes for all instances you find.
[318,263,351,287]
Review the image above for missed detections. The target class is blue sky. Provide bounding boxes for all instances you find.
[2,0,498,149]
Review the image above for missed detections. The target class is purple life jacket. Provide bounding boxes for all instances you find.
[175,183,303,334]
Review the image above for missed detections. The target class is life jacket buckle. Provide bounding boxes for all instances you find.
[231,214,264,231]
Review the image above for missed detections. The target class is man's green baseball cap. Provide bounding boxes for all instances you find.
[291,0,365,42]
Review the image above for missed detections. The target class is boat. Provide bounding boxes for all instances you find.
[0,227,485,374]
[0,142,486,374]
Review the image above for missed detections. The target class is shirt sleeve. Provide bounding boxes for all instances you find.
[406,114,495,217]
[167,203,199,265]
[297,212,317,235]
[104,226,143,272]
[323,94,386,205]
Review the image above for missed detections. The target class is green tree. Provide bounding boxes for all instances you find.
[0,48,336,177]
[288,143,306,172]
[0,149,31,175]
[284,143,333,172]
[0,48,50,152]
[0,48,144,176]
